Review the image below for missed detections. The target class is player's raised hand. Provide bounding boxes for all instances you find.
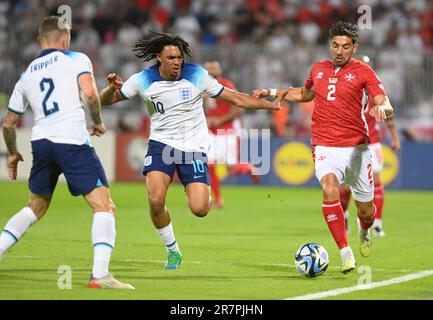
[252,89,269,99]
[271,96,282,110]
[369,105,387,122]
[391,136,401,153]
[7,152,24,180]
[105,73,123,90]
[90,123,106,137]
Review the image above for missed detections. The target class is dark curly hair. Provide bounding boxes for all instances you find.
[329,21,359,44]
[133,30,192,65]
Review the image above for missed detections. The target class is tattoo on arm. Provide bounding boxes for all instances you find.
[2,112,20,154]
[84,97,103,125]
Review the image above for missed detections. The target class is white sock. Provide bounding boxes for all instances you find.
[0,207,38,258]
[156,222,179,252]
[340,246,354,260]
[92,212,115,279]
[373,218,382,227]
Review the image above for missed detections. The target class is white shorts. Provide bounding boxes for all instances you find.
[207,132,238,165]
[369,142,383,173]
[314,144,374,202]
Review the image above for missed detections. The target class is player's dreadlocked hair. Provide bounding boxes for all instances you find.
[133,30,192,65]
[329,21,359,44]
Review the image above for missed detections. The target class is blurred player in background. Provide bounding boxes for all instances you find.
[340,55,401,237]
[99,31,280,270]
[204,60,260,209]
[0,16,134,289]
[254,21,393,273]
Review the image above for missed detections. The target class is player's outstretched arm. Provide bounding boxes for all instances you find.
[2,111,24,180]
[99,73,125,105]
[369,94,393,122]
[385,116,401,152]
[78,73,106,137]
[218,87,280,110]
[253,87,315,103]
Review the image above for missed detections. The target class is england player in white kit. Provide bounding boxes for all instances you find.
[99,31,280,270]
[0,16,133,289]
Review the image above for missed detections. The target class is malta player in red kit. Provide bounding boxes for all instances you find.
[205,61,259,208]
[254,22,393,273]
[340,55,401,237]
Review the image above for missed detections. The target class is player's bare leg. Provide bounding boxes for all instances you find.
[354,200,375,257]
[209,164,224,208]
[320,173,355,273]
[146,171,182,269]
[0,193,50,261]
[186,182,211,217]
[84,186,134,289]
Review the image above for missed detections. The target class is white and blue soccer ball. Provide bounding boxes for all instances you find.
[294,243,329,277]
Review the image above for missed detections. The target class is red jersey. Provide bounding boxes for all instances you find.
[305,59,387,147]
[206,77,237,134]
[364,94,380,144]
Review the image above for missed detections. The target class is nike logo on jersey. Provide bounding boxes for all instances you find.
[150,95,160,99]
[194,175,204,179]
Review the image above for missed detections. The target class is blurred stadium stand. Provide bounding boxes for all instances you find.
[1,0,433,141]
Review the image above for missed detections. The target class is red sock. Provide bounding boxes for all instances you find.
[339,187,352,212]
[358,204,376,230]
[209,164,222,204]
[230,163,251,175]
[230,163,261,183]
[322,200,348,249]
[374,182,384,220]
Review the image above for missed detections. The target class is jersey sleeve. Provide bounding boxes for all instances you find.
[195,66,224,97]
[66,51,93,78]
[304,66,314,90]
[363,64,387,98]
[119,73,139,99]
[8,78,28,115]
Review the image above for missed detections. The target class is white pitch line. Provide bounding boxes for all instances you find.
[286,270,433,300]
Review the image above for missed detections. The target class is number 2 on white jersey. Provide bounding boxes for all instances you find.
[327,84,336,101]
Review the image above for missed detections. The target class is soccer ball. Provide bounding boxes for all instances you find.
[294,243,329,277]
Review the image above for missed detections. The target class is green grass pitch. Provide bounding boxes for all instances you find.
[0,181,432,300]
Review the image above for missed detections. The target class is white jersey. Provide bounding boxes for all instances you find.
[120,63,224,153]
[8,49,93,145]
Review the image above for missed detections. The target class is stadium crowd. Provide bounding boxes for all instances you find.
[1,0,433,140]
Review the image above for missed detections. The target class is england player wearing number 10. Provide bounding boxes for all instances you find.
[254,21,393,273]
[99,31,280,270]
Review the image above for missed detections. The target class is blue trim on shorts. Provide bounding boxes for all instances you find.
[29,139,109,197]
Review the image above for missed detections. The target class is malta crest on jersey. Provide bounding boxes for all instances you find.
[345,73,355,82]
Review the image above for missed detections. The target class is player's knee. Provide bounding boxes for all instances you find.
[322,184,339,199]
[189,203,210,217]
[148,195,166,212]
